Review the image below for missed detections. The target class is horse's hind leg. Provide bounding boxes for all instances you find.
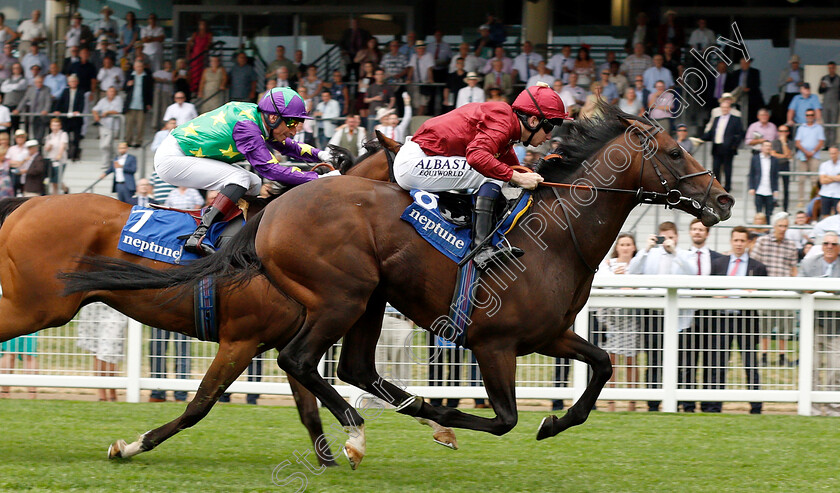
[108,339,257,459]
[535,329,612,440]
[275,313,368,470]
[335,299,459,449]
[287,374,339,467]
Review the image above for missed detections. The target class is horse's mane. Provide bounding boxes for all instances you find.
[0,197,31,227]
[535,102,645,184]
[340,138,382,174]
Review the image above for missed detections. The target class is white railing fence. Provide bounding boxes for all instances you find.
[1,276,839,416]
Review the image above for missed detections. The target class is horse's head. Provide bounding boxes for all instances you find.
[622,118,733,226]
[375,130,402,156]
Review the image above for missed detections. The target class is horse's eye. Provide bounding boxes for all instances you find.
[670,149,682,160]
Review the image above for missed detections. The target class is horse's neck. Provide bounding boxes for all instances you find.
[514,158,640,276]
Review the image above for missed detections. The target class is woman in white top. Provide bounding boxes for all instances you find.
[618,87,643,116]
[0,13,19,48]
[43,118,69,194]
[374,92,412,143]
[595,232,640,413]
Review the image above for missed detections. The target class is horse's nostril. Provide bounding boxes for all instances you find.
[717,195,734,208]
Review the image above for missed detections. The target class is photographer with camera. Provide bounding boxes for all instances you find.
[627,221,693,412]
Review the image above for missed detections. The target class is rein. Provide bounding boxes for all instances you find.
[525,127,717,273]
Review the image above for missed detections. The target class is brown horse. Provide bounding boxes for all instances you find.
[0,151,433,463]
[62,106,734,469]
[0,194,344,465]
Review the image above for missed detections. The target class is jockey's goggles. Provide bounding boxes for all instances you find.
[284,118,303,129]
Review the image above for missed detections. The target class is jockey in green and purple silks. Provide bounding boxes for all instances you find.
[154,87,346,255]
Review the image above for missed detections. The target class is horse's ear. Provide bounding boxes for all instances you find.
[376,130,402,154]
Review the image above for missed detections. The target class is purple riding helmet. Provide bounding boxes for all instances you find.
[257,87,312,129]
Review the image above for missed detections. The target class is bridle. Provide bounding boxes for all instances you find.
[532,125,718,273]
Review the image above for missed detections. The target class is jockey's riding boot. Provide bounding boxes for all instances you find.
[472,182,524,270]
[184,184,247,256]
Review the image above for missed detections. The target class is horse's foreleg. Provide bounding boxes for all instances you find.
[107,340,257,460]
[339,317,518,436]
[536,329,612,440]
[287,374,338,467]
[275,316,368,470]
[335,299,459,450]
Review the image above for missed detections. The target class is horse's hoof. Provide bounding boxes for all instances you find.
[433,430,459,450]
[107,439,127,459]
[536,415,556,441]
[343,444,364,470]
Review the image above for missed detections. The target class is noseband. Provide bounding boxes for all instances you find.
[542,126,717,273]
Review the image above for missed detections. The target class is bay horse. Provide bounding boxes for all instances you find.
[0,193,343,465]
[0,152,455,464]
[62,105,733,469]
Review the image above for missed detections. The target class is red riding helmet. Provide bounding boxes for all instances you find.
[511,83,572,125]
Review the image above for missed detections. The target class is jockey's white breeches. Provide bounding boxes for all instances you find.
[393,140,502,191]
[154,134,262,196]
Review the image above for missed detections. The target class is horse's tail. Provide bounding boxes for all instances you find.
[0,197,32,228]
[60,209,266,295]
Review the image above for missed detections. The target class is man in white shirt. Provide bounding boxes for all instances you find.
[526,60,555,88]
[748,141,779,216]
[563,73,587,108]
[688,18,716,51]
[314,89,341,149]
[407,41,435,115]
[678,218,724,413]
[99,141,137,203]
[16,10,47,55]
[819,146,840,217]
[798,231,840,416]
[512,41,544,83]
[547,45,574,83]
[162,92,198,126]
[449,42,482,74]
[628,221,693,412]
[643,55,674,92]
[140,13,165,71]
[92,87,124,170]
[455,72,485,108]
[96,55,123,92]
[553,79,576,114]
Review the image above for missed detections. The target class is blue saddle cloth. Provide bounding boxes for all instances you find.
[400,190,532,263]
[117,206,242,264]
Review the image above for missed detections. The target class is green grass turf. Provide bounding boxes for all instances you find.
[0,400,837,492]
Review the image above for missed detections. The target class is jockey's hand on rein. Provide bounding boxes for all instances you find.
[510,170,544,190]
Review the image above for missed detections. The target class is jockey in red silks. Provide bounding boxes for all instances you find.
[154,87,347,255]
[393,82,571,268]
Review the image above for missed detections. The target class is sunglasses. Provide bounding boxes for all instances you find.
[284,118,302,129]
[540,121,555,134]
[824,242,839,247]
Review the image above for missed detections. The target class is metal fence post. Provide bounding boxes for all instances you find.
[572,301,590,403]
[126,319,143,403]
[798,293,815,416]
[662,287,679,412]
